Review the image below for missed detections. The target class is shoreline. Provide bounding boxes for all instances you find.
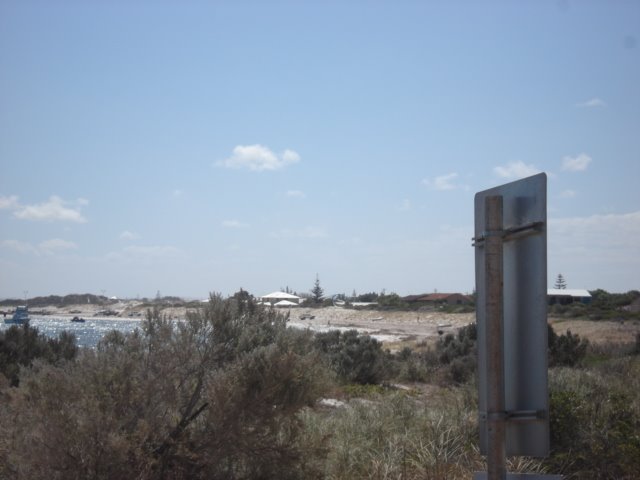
[4,303,638,347]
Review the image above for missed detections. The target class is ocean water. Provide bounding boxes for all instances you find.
[1,316,145,349]
[1,316,402,349]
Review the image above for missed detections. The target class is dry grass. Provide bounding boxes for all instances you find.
[549,317,640,345]
[302,386,548,479]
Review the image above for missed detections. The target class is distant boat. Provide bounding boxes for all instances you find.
[4,306,30,325]
[71,316,85,323]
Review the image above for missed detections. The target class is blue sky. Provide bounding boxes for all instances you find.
[1,1,638,299]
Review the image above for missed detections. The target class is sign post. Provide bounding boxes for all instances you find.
[485,195,507,480]
[473,173,562,479]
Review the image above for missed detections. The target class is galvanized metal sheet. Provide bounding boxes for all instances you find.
[474,173,549,457]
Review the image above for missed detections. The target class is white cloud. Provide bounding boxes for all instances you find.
[286,190,306,198]
[562,153,592,172]
[120,230,140,240]
[0,195,19,209]
[549,211,640,283]
[559,189,577,198]
[1,238,77,255]
[13,195,87,223]
[217,144,300,171]
[1,239,38,254]
[222,219,249,229]
[38,238,78,254]
[422,173,461,191]
[493,161,541,179]
[576,98,606,108]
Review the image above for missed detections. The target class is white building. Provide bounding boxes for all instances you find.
[547,288,592,305]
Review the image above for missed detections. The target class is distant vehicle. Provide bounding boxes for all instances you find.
[299,313,315,320]
[332,295,346,307]
[4,306,30,325]
[71,316,85,323]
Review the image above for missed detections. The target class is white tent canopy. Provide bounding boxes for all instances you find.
[260,291,302,307]
[273,300,299,308]
[261,291,301,300]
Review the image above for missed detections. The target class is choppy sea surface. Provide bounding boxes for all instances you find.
[1,316,145,349]
[2,316,403,349]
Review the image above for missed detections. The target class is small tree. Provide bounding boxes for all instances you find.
[554,273,567,290]
[311,274,324,304]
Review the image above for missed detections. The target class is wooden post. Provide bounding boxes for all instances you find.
[485,195,506,480]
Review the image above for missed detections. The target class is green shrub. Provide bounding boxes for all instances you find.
[547,360,640,479]
[548,387,640,478]
[381,346,438,384]
[434,323,477,384]
[400,357,430,383]
[377,293,407,309]
[0,324,77,386]
[437,323,476,364]
[313,330,386,384]
[548,326,589,367]
[448,356,476,384]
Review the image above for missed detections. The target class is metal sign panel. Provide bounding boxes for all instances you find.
[475,173,549,457]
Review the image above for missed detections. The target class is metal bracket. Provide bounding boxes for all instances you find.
[472,221,544,247]
[479,410,547,422]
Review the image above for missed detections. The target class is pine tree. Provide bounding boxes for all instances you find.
[554,273,567,290]
[311,274,324,304]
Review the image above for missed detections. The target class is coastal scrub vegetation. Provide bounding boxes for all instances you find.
[549,289,640,321]
[0,296,329,479]
[0,324,77,387]
[1,295,639,479]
